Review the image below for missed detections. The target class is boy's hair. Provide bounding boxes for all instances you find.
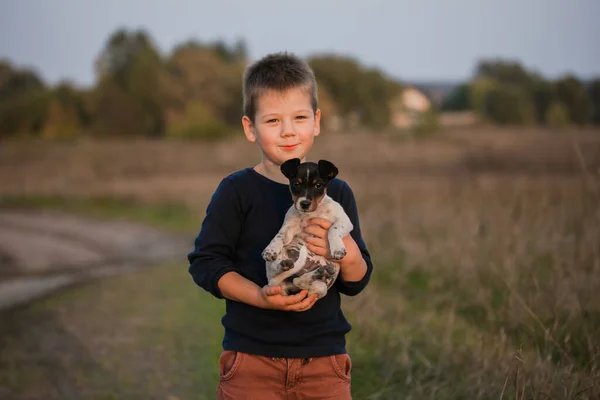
[243,52,318,122]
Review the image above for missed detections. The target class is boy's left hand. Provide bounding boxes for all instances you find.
[303,218,361,266]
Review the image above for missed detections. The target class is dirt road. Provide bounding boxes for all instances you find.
[0,209,192,310]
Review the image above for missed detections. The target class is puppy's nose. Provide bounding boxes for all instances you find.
[300,200,311,210]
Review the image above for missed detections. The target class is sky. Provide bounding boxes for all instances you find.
[1,0,598,88]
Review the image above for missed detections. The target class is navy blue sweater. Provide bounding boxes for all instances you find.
[187,167,373,358]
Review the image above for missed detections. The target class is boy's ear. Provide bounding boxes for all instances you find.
[242,115,256,143]
[281,158,301,179]
[318,160,338,180]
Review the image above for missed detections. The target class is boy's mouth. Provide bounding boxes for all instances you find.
[280,144,299,151]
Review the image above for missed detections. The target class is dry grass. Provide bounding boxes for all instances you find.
[1,126,600,398]
[344,173,599,398]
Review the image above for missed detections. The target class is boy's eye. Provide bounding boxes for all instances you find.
[296,115,307,120]
[266,119,278,124]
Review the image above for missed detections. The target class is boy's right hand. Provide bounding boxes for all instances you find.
[257,285,318,312]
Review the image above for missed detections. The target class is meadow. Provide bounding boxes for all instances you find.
[1,126,599,399]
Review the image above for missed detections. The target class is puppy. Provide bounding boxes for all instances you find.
[262,158,354,299]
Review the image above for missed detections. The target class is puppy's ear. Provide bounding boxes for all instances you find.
[318,160,338,181]
[281,158,301,179]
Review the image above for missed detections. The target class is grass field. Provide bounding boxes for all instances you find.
[0,262,224,399]
[1,126,600,399]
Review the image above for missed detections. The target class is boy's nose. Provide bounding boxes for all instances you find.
[281,119,296,136]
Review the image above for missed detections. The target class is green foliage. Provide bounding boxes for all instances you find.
[472,59,582,127]
[166,42,244,127]
[471,78,535,125]
[39,82,92,139]
[309,55,401,130]
[40,100,80,139]
[487,85,535,125]
[545,102,570,128]
[413,108,440,136]
[2,34,599,139]
[531,78,557,124]
[166,101,234,141]
[88,30,247,138]
[554,75,593,125]
[206,38,248,64]
[92,29,170,137]
[440,83,471,111]
[0,90,50,137]
[0,61,50,137]
[54,82,91,125]
[469,78,497,115]
[0,61,45,101]
[90,80,149,136]
[94,29,160,89]
[586,78,600,125]
[476,59,536,88]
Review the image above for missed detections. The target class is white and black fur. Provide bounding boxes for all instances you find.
[262,158,354,299]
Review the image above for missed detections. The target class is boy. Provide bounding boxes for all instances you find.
[187,52,373,399]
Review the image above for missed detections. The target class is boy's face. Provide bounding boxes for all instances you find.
[242,87,321,167]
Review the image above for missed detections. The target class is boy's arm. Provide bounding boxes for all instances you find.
[334,181,373,296]
[187,177,242,299]
[217,271,318,311]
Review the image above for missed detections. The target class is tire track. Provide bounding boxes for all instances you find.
[0,209,191,310]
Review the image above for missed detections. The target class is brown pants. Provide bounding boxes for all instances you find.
[217,350,352,399]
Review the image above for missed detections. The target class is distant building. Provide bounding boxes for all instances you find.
[390,86,432,129]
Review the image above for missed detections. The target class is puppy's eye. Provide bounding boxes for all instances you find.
[293,182,301,187]
[315,183,323,190]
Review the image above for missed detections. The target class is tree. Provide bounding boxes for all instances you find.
[92,29,171,136]
[40,81,91,139]
[166,42,244,128]
[531,78,557,125]
[166,101,233,140]
[0,61,49,137]
[587,78,600,125]
[545,102,570,128]
[308,54,401,129]
[475,59,535,89]
[470,78,535,125]
[208,38,248,64]
[473,59,557,125]
[555,75,593,125]
[440,84,471,111]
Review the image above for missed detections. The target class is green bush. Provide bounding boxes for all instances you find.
[166,101,233,141]
[413,109,440,136]
[470,79,535,125]
[545,102,570,128]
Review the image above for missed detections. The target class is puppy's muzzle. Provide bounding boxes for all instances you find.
[299,200,311,211]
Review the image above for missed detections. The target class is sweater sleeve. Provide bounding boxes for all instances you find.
[187,177,243,299]
[335,181,374,296]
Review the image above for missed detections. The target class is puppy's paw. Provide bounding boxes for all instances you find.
[262,246,279,261]
[280,259,294,271]
[324,265,337,276]
[309,281,328,299]
[330,247,347,261]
